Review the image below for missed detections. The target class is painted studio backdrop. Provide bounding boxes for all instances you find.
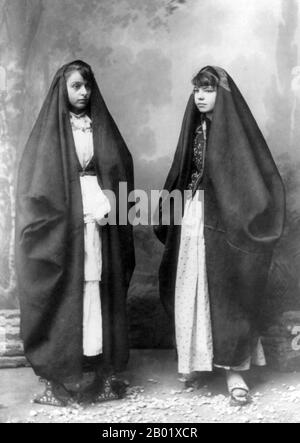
[1,0,300,357]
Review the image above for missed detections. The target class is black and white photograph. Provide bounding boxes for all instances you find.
[1,0,300,425]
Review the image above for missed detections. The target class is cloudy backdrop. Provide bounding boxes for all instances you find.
[0,0,300,344]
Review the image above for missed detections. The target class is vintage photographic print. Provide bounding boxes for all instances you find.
[1,0,300,426]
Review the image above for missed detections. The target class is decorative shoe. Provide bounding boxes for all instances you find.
[34,379,74,407]
[94,375,126,403]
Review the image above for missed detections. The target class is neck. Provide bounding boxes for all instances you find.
[69,106,88,116]
[205,112,213,121]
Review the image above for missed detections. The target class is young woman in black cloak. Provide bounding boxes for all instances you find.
[15,61,135,406]
[154,66,285,406]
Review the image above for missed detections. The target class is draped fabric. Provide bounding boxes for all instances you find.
[154,66,285,367]
[15,61,135,383]
[175,191,213,374]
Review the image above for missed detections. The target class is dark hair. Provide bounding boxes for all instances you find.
[64,60,94,83]
[192,68,219,89]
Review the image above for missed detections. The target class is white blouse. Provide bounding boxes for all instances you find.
[70,112,94,169]
[70,112,111,225]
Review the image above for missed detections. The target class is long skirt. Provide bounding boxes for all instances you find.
[83,222,103,357]
[81,175,108,358]
[175,190,266,375]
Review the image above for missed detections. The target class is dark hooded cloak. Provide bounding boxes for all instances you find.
[15,61,135,383]
[154,66,285,367]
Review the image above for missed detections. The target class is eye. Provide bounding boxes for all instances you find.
[203,86,215,93]
[72,82,82,90]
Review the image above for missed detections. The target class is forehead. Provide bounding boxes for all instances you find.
[193,85,216,90]
[66,70,88,84]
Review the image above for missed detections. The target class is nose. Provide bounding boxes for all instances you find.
[196,90,205,101]
[81,85,88,97]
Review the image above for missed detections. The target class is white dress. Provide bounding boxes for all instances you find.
[175,190,213,374]
[70,112,111,357]
[175,187,266,375]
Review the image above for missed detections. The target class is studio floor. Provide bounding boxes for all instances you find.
[1,350,300,423]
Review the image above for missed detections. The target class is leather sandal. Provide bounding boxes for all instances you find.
[226,371,251,407]
[230,387,251,407]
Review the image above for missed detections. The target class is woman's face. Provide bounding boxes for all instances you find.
[194,85,217,117]
[66,70,92,113]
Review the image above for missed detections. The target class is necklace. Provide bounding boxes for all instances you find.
[70,112,92,133]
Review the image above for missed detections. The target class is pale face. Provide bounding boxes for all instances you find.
[66,71,92,113]
[194,85,217,118]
